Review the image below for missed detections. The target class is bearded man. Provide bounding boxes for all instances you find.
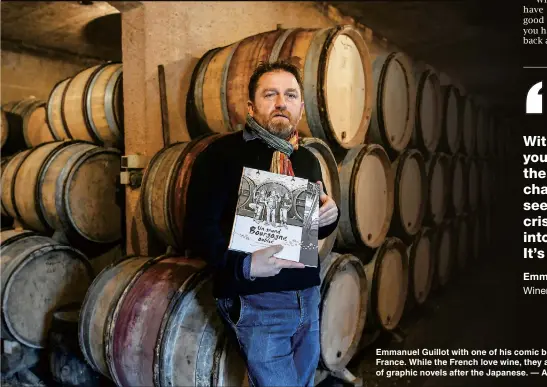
[185,60,339,387]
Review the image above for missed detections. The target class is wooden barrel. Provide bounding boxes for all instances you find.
[319,252,367,372]
[475,106,488,157]
[439,85,462,154]
[337,144,394,250]
[79,256,150,377]
[24,105,57,147]
[1,149,33,219]
[479,159,491,211]
[391,149,427,238]
[189,25,373,152]
[141,134,227,250]
[84,63,124,146]
[38,142,121,243]
[300,137,341,260]
[367,52,416,155]
[468,213,480,261]
[449,153,467,216]
[412,67,442,154]
[2,98,47,155]
[432,221,454,288]
[105,256,207,387]
[1,155,15,218]
[46,78,72,141]
[0,230,93,348]
[1,109,9,149]
[424,153,450,225]
[13,142,68,231]
[49,307,107,387]
[466,157,480,212]
[155,269,248,387]
[363,237,408,331]
[460,95,476,155]
[406,227,434,307]
[455,215,469,270]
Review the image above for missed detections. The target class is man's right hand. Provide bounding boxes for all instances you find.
[250,245,305,277]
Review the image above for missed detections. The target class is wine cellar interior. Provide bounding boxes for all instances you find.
[1,2,522,387]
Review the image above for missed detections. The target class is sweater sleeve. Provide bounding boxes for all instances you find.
[184,146,250,287]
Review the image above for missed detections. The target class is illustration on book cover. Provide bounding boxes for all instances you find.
[228,167,319,266]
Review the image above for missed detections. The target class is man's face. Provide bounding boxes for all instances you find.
[247,70,304,139]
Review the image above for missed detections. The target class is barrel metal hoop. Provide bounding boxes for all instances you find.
[269,28,295,63]
[303,28,331,141]
[46,79,69,140]
[84,63,111,144]
[103,65,124,141]
[59,75,77,140]
[348,145,368,249]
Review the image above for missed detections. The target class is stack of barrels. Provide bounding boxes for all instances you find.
[127,24,510,383]
[0,64,125,385]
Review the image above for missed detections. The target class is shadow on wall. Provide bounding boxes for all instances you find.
[82,13,122,61]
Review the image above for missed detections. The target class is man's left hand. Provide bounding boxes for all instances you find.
[317,181,338,227]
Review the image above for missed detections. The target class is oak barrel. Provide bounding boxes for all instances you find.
[1,149,33,220]
[479,159,491,211]
[141,134,228,250]
[155,269,248,387]
[455,215,469,270]
[469,213,481,261]
[38,142,121,243]
[460,94,476,155]
[411,67,442,154]
[363,237,408,331]
[300,137,341,259]
[449,153,467,216]
[367,52,416,155]
[24,105,56,147]
[406,227,434,307]
[475,106,488,157]
[439,85,462,154]
[2,98,48,154]
[424,153,450,225]
[319,252,367,372]
[432,221,454,288]
[13,142,69,231]
[337,144,394,250]
[1,109,7,149]
[391,149,427,238]
[46,78,72,141]
[0,229,93,348]
[1,155,15,218]
[79,256,150,377]
[189,26,373,152]
[84,63,124,146]
[466,157,480,212]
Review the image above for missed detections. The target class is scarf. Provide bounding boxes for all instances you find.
[245,114,299,176]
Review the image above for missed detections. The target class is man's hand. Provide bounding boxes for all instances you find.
[250,245,305,277]
[317,181,338,227]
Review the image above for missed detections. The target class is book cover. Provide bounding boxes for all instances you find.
[228,167,315,263]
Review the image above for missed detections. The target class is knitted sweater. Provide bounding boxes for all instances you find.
[184,129,340,299]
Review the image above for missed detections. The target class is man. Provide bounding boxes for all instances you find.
[265,190,280,226]
[279,192,292,228]
[185,60,339,387]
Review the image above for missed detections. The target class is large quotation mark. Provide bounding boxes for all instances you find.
[526,81,543,114]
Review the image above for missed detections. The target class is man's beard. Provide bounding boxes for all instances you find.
[267,118,294,139]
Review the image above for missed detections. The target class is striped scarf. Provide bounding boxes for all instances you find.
[245,114,299,176]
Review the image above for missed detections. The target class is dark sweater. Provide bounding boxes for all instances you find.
[185,130,340,299]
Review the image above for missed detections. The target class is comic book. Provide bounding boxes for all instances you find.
[227,167,319,266]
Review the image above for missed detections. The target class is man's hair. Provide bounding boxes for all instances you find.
[248,59,304,102]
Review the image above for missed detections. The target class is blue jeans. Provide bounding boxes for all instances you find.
[217,286,321,387]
